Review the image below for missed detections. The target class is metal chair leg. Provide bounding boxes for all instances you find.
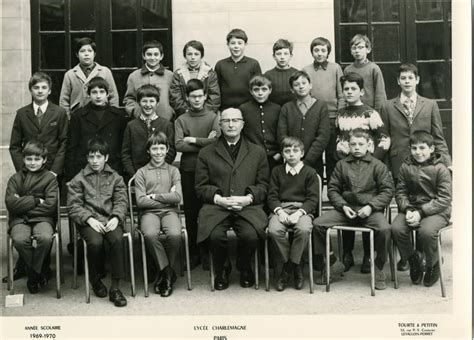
[125,233,136,297]
[54,234,61,299]
[82,239,90,304]
[182,228,192,290]
[8,236,14,294]
[254,250,259,290]
[325,228,331,292]
[209,250,215,291]
[437,225,452,298]
[391,240,399,289]
[139,231,148,297]
[337,229,343,261]
[369,230,375,297]
[308,230,314,294]
[264,237,269,291]
[72,224,78,289]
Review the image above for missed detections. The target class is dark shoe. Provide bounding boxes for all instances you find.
[360,255,371,274]
[91,279,108,298]
[408,251,423,285]
[153,277,163,294]
[26,277,39,294]
[316,260,345,285]
[240,269,255,288]
[397,259,409,271]
[214,271,229,290]
[276,270,290,291]
[342,252,355,272]
[159,267,177,297]
[2,267,28,283]
[374,267,387,290]
[423,262,440,287]
[37,273,49,288]
[294,265,304,290]
[109,288,127,307]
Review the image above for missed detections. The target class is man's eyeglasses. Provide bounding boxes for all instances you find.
[220,118,243,124]
[351,45,367,51]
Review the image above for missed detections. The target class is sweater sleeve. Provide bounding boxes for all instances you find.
[369,109,389,160]
[50,108,69,175]
[105,68,119,108]
[267,168,282,212]
[155,167,182,205]
[301,171,320,215]
[174,118,201,153]
[123,73,139,117]
[205,70,221,113]
[165,122,177,164]
[304,103,330,165]
[121,124,135,177]
[372,66,387,113]
[277,105,289,144]
[335,64,346,111]
[420,165,452,216]
[134,168,167,210]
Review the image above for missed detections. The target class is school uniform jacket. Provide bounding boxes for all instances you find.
[9,102,68,175]
[195,137,270,243]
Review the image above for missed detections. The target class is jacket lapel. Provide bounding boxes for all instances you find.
[87,64,101,82]
[215,140,233,167]
[72,64,87,83]
[233,139,249,170]
[98,110,115,131]
[413,96,424,119]
[25,104,41,130]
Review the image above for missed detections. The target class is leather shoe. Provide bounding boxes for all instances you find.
[159,267,177,297]
[239,269,255,288]
[360,255,371,274]
[27,277,39,294]
[342,252,355,272]
[91,279,108,298]
[294,265,304,290]
[2,267,28,283]
[214,271,229,290]
[397,259,409,271]
[109,288,127,307]
[276,270,290,291]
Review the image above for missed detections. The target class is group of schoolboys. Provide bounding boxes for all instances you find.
[5,28,452,306]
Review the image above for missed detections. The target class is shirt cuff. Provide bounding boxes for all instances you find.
[297,208,307,215]
[274,207,282,214]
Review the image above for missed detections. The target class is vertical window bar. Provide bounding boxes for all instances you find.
[137,0,143,67]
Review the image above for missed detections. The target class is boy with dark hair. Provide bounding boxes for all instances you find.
[60,37,119,116]
[344,34,386,113]
[302,37,345,180]
[67,138,129,307]
[215,28,262,110]
[267,137,320,291]
[264,39,298,106]
[124,40,174,120]
[391,130,452,287]
[278,70,330,181]
[122,84,176,180]
[174,79,220,268]
[239,75,282,170]
[312,129,394,289]
[65,76,129,181]
[5,141,58,294]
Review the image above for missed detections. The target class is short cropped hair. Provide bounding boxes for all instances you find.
[28,72,52,90]
[273,39,293,54]
[349,128,372,142]
[142,40,163,55]
[398,63,419,78]
[226,28,248,43]
[340,72,364,90]
[350,34,371,50]
[281,136,305,153]
[310,37,332,55]
[136,84,160,102]
[183,40,204,58]
[146,131,169,150]
[186,78,205,96]
[75,37,96,54]
[87,76,109,94]
[249,75,272,89]
[22,140,48,158]
[87,138,109,156]
[410,130,434,147]
[289,70,311,87]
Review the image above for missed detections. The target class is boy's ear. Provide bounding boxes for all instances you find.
[429,145,435,154]
[360,88,365,97]
[104,154,109,162]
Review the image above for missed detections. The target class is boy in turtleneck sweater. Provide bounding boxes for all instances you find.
[174,79,220,268]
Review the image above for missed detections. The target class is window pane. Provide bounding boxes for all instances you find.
[70,0,95,30]
[143,31,172,68]
[112,32,137,67]
[372,0,399,22]
[112,70,132,106]
[47,71,66,105]
[142,0,170,28]
[112,0,137,30]
[40,33,65,69]
[417,62,447,100]
[339,25,368,63]
[40,0,64,31]
[448,23,451,59]
[415,0,443,21]
[372,25,400,61]
[378,63,400,99]
[416,23,443,60]
[71,33,96,65]
[447,0,451,20]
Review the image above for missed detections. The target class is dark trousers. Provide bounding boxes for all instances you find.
[208,214,259,273]
[181,170,202,255]
[325,117,338,182]
[342,230,371,256]
[79,225,125,281]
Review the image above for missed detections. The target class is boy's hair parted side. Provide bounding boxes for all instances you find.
[398,63,419,78]
[74,37,96,54]
[340,72,364,90]
[310,37,332,55]
[350,34,372,50]
[142,40,164,55]
[87,76,109,94]
[146,131,169,151]
[87,137,110,156]
[249,75,272,89]
[183,40,205,58]
[28,71,52,90]
[272,39,293,54]
[281,136,305,153]
[185,78,206,96]
[288,70,311,87]
[349,128,373,143]
[409,130,435,147]
[136,84,160,102]
[22,140,48,158]
[226,28,248,43]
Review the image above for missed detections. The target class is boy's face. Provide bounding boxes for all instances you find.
[185,46,202,69]
[139,96,158,116]
[30,81,51,105]
[227,37,246,59]
[349,136,370,158]
[342,81,364,105]
[77,44,95,66]
[143,48,163,69]
[87,151,108,172]
[311,44,329,64]
[290,76,312,98]
[410,142,434,163]
[89,86,108,106]
[273,48,292,68]
[250,85,271,104]
[350,41,370,62]
[397,71,420,95]
[148,143,168,165]
[282,145,304,167]
[187,89,206,110]
[24,155,47,172]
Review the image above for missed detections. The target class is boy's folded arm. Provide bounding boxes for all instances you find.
[5,177,38,214]
[26,178,58,217]
[420,166,452,216]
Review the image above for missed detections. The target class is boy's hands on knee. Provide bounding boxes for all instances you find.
[343,205,357,219]
[87,217,106,234]
[287,210,303,225]
[357,205,372,219]
[406,210,421,227]
[277,210,290,225]
[105,217,119,232]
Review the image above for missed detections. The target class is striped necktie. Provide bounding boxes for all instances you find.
[37,107,45,124]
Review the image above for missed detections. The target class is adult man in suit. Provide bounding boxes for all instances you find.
[195,108,270,290]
